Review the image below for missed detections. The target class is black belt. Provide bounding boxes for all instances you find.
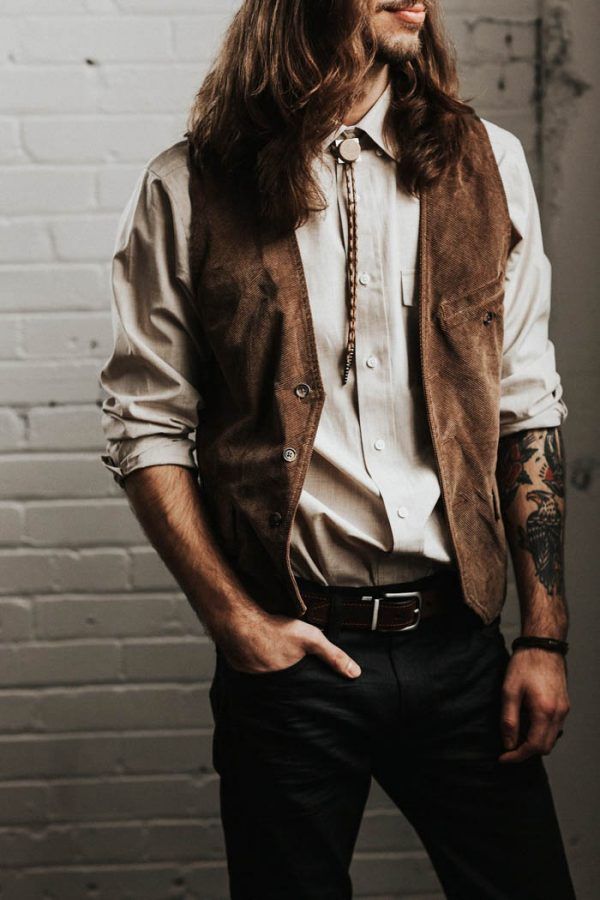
[296,568,464,632]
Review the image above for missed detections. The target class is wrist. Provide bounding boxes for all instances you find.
[511,635,569,656]
[200,590,266,641]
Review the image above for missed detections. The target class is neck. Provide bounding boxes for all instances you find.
[342,63,390,126]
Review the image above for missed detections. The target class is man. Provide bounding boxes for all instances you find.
[100,1,576,897]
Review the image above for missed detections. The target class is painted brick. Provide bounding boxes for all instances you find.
[351,853,443,896]
[0,550,55,594]
[117,0,237,10]
[44,774,220,821]
[472,18,538,60]
[0,599,32,641]
[172,15,232,62]
[21,312,112,359]
[0,784,48,824]
[97,64,204,114]
[356,810,422,853]
[0,692,38,733]
[0,730,210,780]
[51,549,130,593]
[35,684,211,732]
[122,638,215,681]
[28,404,106,449]
[0,1,104,12]
[130,546,180,590]
[0,315,19,358]
[13,17,171,64]
[0,454,116,499]
[0,167,95,215]
[0,361,102,404]
[0,409,25,449]
[50,215,120,262]
[0,221,54,263]
[22,114,183,163]
[0,117,23,162]
[96,164,146,210]
[23,500,146,547]
[0,641,121,687]
[1,863,228,900]
[0,67,94,114]
[34,594,190,639]
[0,503,23,545]
[460,60,537,110]
[0,265,108,312]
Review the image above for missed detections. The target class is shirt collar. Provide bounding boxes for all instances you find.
[323,80,396,161]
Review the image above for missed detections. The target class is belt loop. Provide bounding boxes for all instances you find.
[326,594,344,643]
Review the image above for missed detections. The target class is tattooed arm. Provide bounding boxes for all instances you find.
[495,426,571,763]
[496,426,568,639]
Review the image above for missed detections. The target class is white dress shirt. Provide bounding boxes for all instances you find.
[99,82,567,587]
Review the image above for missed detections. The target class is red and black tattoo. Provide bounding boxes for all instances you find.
[497,427,565,597]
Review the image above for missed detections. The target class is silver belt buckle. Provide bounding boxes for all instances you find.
[361,590,422,631]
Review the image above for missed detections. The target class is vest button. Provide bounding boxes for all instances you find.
[294,382,311,399]
[483,310,495,325]
[283,447,297,462]
[269,512,283,527]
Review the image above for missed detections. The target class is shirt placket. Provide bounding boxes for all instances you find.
[343,157,420,564]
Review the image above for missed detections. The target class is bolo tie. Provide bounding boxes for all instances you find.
[328,127,374,386]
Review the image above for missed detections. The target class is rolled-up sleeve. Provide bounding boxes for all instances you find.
[497,135,568,436]
[99,157,206,488]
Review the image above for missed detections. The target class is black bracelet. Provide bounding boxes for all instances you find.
[511,636,569,656]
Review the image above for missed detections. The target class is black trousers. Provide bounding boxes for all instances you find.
[208,596,576,899]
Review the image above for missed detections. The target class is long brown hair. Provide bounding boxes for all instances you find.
[185,0,476,235]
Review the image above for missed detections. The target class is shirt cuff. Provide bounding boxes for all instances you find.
[499,396,568,437]
[100,438,198,489]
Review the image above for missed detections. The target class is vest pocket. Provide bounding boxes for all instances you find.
[438,271,505,326]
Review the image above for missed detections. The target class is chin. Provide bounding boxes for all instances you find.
[375,33,422,64]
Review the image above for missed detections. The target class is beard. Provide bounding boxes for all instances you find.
[373,27,423,65]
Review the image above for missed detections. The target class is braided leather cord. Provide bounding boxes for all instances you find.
[342,159,358,385]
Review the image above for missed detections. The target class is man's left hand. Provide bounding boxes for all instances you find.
[498,647,570,763]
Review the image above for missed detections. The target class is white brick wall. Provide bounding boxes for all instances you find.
[2,2,587,898]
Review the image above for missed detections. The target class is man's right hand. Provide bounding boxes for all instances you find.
[210,609,362,679]
[118,467,361,679]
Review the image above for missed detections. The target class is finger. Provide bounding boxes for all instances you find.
[544,715,568,754]
[500,686,522,751]
[498,739,541,764]
[310,633,361,678]
[499,708,553,763]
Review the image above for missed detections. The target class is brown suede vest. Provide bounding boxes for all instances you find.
[185,118,522,625]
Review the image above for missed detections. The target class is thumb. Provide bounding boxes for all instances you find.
[311,633,361,679]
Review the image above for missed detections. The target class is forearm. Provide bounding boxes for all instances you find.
[122,464,261,640]
[496,426,568,640]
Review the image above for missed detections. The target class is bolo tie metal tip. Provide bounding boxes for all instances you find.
[342,347,355,385]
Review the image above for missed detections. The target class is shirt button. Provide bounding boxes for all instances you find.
[374,438,385,451]
[366,356,378,368]
[283,447,297,462]
[375,148,384,157]
[358,272,370,286]
[294,382,311,398]
[396,506,409,518]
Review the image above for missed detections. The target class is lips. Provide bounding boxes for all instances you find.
[383,3,427,25]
